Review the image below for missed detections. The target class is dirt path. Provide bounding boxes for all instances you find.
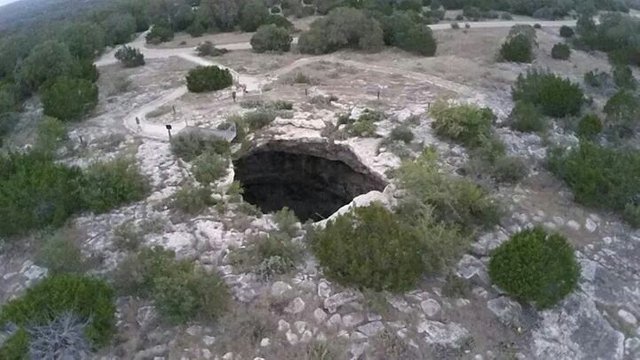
[94,18,581,141]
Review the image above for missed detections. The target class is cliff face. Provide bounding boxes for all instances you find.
[233,140,387,221]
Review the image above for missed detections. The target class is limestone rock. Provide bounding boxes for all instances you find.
[317,280,331,298]
[342,313,365,328]
[487,297,523,328]
[314,308,328,324]
[618,309,637,326]
[324,291,361,314]
[357,321,385,337]
[285,297,306,314]
[271,281,292,297]
[417,320,470,348]
[420,299,441,317]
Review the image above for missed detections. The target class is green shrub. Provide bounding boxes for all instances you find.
[298,7,384,54]
[0,152,85,237]
[81,157,149,214]
[613,64,637,90]
[583,69,610,88]
[576,114,603,139]
[112,220,143,251]
[348,119,378,137]
[114,46,145,67]
[196,41,229,57]
[186,66,233,93]
[273,207,300,237]
[192,150,228,185]
[171,183,216,215]
[239,0,270,32]
[310,203,425,292]
[500,33,534,63]
[488,156,528,184]
[114,246,229,323]
[603,90,640,136]
[243,109,277,130]
[36,116,68,153]
[389,125,414,143]
[508,100,546,133]
[41,76,98,121]
[548,141,640,226]
[512,69,584,117]
[397,149,500,231]
[559,25,574,38]
[489,227,580,308]
[430,100,495,148]
[171,131,231,161]
[36,230,86,275]
[0,275,116,357]
[381,11,437,56]
[229,231,302,280]
[250,24,293,53]
[145,23,174,44]
[551,43,571,60]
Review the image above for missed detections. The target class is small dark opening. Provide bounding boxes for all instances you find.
[233,149,386,222]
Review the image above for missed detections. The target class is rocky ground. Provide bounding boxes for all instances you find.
[1,26,639,360]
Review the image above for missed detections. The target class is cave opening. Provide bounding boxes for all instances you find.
[233,142,387,222]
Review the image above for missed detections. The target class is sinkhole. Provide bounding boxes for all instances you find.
[233,141,387,222]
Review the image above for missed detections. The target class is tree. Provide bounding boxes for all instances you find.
[115,46,145,67]
[551,43,570,60]
[613,64,637,90]
[61,22,106,59]
[512,70,584,117]
[173,4,196,31]
[603,90,640,136]
[559,25,574,38]
[102,13,137,45]
[41,77,98,121]
[500,33,534,63]
[211,0,240,31]
[186,66,234,93]
[239,0,270,32]
[489,227,580,309]
[18,41,76,91]
[146,23,174,44]
[250,24,292,53]
[382,11,437,56]
[298,7,384,54]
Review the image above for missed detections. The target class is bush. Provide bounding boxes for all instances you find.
[548,141,640,226]
[450,22,460,29]
[187,22,205,37]
[310,203,425,292]
[243,109,277,130]
[488,156,528,184]
[533,23,542,29]
[114,46,145,67]
[508,100,546,133]
[500,12,513,20]
[430,100,495,148]
[27,312,92,360]
[145,24,174,44]
[81,157,149,214]
[397,149,500,232]
[381,12,437,56]
[512,70,583,117]
[298,7,384,54]
[389,125,414,143]
[613,64,637,90]
[603,90,640,136]
[229,232,302,280]
[500,34,534,63]
[196,41,229,57]
[0,152,85,237]
[0,275,115,357]
[264,14,294,29]
[171,183,216,215]
[41,76,98,121]
[250,24,293,53]
[36,231,86,275]
[551,43,571,60]
[239,0,270,32]
[170,130,231,161]
[559,25,574,38]
[489,227,580,308]
[186,66,233,93]
[192,150,229,184]
[114,247,229,323]
[576,114,603,139]
[583,69,610,88]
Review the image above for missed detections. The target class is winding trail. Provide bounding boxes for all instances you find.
[95,19,578,141]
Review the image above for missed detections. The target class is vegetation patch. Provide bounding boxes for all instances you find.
[250,24,293,53]
[489,227,580,309]
[548,141,640,227]
[186,66,233,93]
[170,130,231,161]
[0,275,116,358]
[500,25,537,63]
[114,45,145,67]
[512,69,583,118]
[114,246,229,324]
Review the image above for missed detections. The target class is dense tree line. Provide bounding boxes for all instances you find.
[576,12,640,66]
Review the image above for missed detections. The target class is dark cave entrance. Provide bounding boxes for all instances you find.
[233,142,387,222]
